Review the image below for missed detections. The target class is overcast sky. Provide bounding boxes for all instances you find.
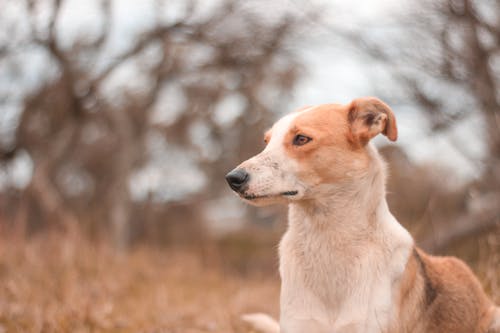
[0,0,485,191]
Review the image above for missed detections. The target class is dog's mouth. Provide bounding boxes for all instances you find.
[243,190,298,200]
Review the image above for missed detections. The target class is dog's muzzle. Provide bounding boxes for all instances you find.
[225,168,250,193]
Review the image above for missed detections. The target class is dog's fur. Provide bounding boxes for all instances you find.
[226,97,500,333]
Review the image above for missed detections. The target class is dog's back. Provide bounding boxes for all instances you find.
[397,248,499,333]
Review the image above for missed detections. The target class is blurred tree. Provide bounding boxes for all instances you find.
[358,0,500,252]
[0,0,304,248]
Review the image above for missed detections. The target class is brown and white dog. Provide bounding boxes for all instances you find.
[225,97,500,333]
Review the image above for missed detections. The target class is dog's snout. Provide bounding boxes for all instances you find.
[225,168,250,192]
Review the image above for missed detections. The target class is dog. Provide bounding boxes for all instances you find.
[225,97,500,333]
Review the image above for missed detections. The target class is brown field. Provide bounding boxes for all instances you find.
[0,232,280,333]
[0,230,498,333]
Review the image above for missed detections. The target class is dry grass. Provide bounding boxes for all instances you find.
[0,230,498,333]
[0,233,279,333]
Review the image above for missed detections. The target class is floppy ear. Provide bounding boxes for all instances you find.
[347,97,398,146]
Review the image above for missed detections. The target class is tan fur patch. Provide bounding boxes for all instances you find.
[283,104,369,184]
[396,248,497,333]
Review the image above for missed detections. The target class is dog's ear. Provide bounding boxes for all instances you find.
[347,97,398,146]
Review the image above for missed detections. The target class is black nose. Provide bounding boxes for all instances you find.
[225,169,250,192]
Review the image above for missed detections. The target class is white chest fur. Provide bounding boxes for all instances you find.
[278,201,413,333]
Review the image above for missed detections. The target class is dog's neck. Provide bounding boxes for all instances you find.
[281,144,413,324]
[288,145,408,246]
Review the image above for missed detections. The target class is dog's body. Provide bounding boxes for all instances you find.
[225,98,500,333]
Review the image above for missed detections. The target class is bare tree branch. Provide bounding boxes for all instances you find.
[419,194,500,253]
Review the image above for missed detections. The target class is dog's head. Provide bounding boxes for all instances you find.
[225,97,397,206]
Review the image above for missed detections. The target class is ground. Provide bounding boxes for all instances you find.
[0,233,279,333]
[0,231,498,333]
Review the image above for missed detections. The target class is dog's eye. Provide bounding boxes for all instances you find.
[293,134,312,146]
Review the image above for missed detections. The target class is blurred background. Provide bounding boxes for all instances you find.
[0,0,499,332]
